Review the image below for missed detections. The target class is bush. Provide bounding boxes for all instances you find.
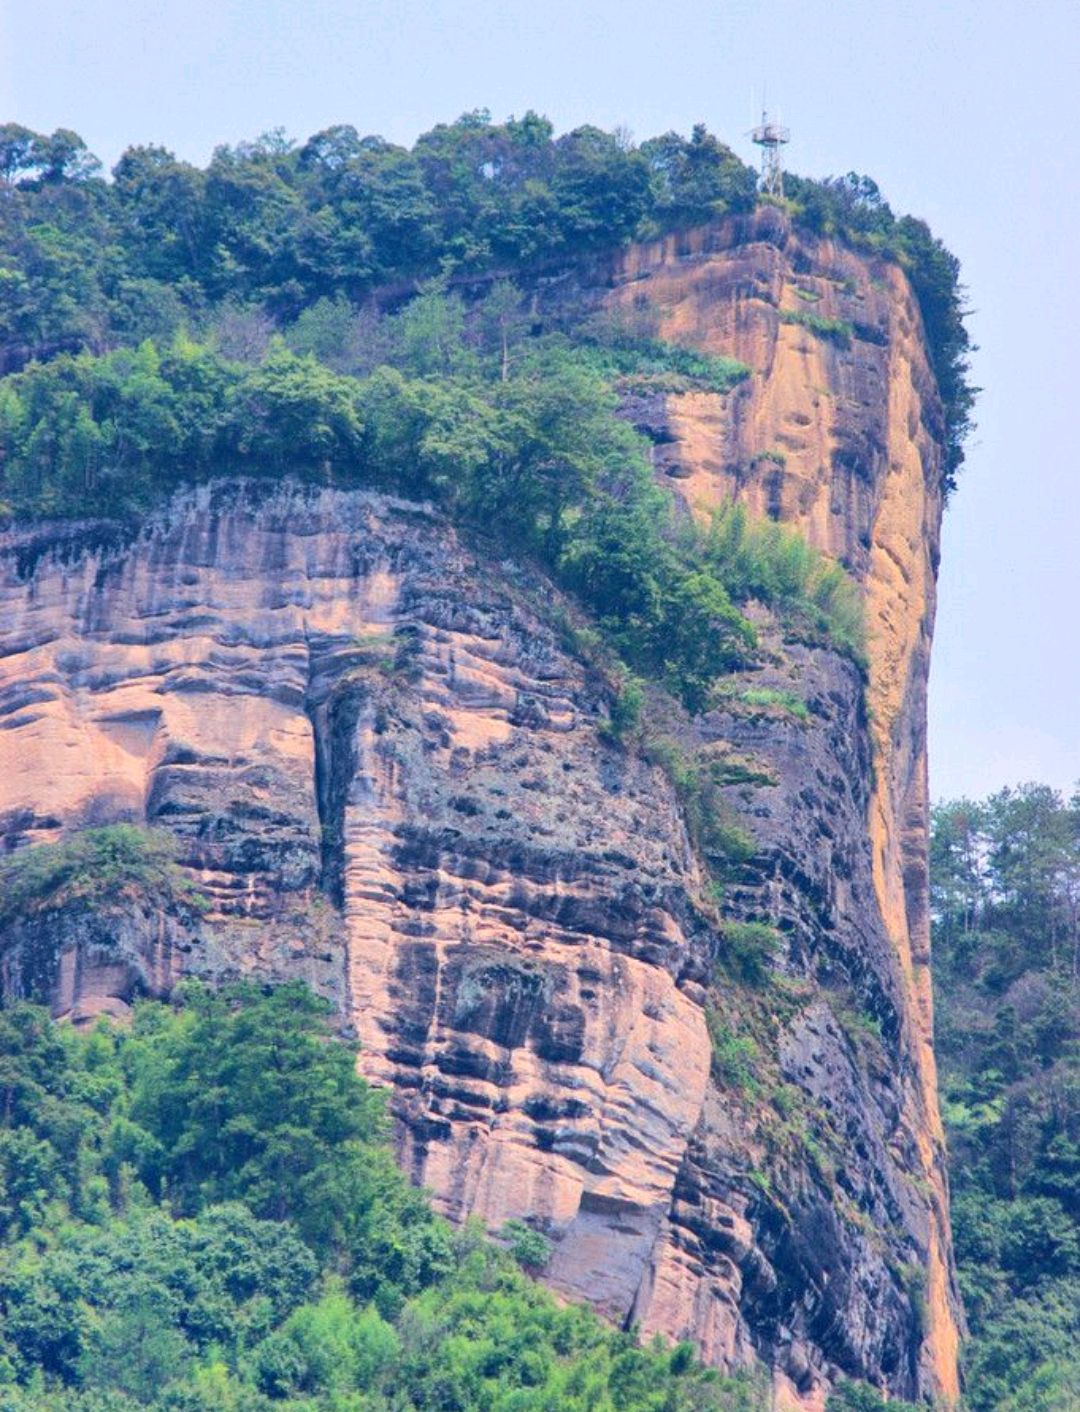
[645,737,756,869]
[705,1010,761,1095]
[721,686,810,722]
[702,502,866,663]
[603,673,645,741]
[0,826,204,927]
[779,309,853,346]
[827,1380,920,1412]
[500,1218,553,1273]
[719,922,781,986]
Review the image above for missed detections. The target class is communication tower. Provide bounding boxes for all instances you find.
[751,109,790,199]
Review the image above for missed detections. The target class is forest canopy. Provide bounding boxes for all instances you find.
[0,286,864,714]
[0,112,972,486]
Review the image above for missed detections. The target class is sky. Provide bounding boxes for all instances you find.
[2,0,1078,802]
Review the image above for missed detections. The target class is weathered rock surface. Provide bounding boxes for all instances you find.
[592,210,958,1404]
[0,213,959,1406]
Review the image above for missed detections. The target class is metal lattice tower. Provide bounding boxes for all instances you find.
[751,109,790,198]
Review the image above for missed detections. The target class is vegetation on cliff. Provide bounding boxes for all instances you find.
[0,108,980,1410]
[0,981,763,1410]
[0,290,863,712]
[931,785,1080,1411]
[0,113,971,486]
[784,172,974,491]
[0,826,206,928]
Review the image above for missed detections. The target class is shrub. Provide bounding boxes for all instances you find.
[603,673,645,740]
[0,825,205,926]
[779,308,853,346]
[500,1218,553,1273]
[719,921,781,986]
[705,1010,761,1095]
[645,737,756,870]
[702,502,866,663]
[724,686,810,722]
[827,1380,920,1412]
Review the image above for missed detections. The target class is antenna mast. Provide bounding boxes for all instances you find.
[751,107,790,198]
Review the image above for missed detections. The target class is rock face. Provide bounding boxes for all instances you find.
[0,213,959,1406]
[589,209,958,1404]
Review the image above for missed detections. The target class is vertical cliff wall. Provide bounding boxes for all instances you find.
[590,208,958,1403]
[0,213,958,1406]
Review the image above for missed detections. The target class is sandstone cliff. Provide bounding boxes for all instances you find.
[0,212,958,1406]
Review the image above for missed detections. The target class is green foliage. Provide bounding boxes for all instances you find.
[705,1010,761,1095]
[826,1380,920,1412]
[719,922,781,987]
[784,171,975,491]
[639,123,760,229]
[0,826,205,927]
[718,686,810,722]
[602,672,645,740]
[570,314,751,394]
[0,984,764,1411]
[0,340,365,516]
[128,983,454,1313]
[700,502,866,663]
[0,118,970,491]
[779,308,854,346]
[0,116,752,373]
[499,1218,553,1273]
[229,341,366,475]
[0,112,870,724]
[931,785,1080,1411]
[1,315,863,714]
[645,738,756,868]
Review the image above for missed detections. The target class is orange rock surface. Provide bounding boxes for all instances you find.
[599,209,957,1401]
[0,213,960,1405]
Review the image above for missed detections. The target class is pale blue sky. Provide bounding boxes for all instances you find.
[2,0,1078,802]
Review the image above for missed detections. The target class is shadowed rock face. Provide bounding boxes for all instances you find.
[0,215,959,1407]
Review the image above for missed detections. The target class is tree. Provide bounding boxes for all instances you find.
[0,124,39,191]
[112,145,207,282]
[32,130,101,185]
[932,787,1080,1412]
[228,344,365,477]
[930,799,987,942]
[473,278,528,380]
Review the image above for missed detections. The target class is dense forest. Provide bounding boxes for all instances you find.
[931,786,1080,1412]
[0,112,972,488]
[0,109,970,720]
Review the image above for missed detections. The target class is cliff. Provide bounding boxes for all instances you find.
[0,212,958,1406]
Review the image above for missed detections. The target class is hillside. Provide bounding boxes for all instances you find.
[0,113,973,1409]
[0,981,766,1411]
[931,788,1080,1411]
